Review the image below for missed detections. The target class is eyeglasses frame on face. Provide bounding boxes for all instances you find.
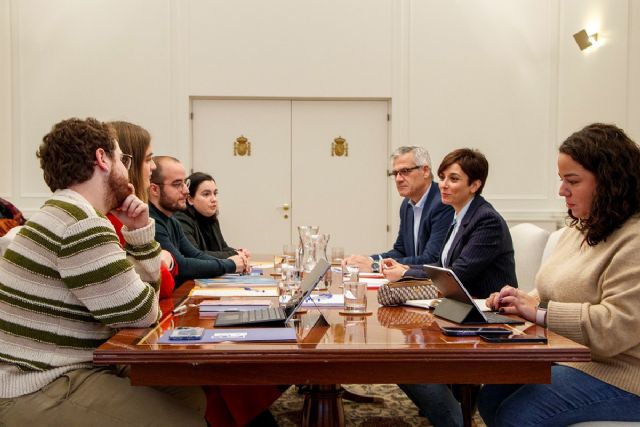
[120,153,134,171]
[387,165,422,178]
[153,178,191,190]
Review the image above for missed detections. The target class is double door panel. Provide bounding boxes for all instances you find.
[191,99,389,255]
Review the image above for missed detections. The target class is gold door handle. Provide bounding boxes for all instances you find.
[282,203,290,211]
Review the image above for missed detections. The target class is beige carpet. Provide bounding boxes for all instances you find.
[271,384,487,427]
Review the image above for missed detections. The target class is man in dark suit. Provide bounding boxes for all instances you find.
[383,148,517,298]
[344,146,453,272]
[148,156,247,285]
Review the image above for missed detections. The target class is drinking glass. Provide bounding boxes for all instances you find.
[343,281,367,313]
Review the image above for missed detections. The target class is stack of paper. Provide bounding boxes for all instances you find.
[279,294,345,307]
[190,287,279,297]
[199,299,272,316]
[359,277,388,289]
[195,276,276,287]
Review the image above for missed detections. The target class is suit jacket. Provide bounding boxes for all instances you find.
[174,208,237,259]
[377,184,454,265]
[149,203,235,285]
[406,195,517,298]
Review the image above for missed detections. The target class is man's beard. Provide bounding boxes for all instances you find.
[158,190,186,214]
[106,168,132,211]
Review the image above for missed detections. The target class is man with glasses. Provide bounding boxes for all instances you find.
[344,146,453,272]
[0,118,206,425]
[148,156,247,285]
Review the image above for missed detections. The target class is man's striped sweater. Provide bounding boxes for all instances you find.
[0,189,162,398]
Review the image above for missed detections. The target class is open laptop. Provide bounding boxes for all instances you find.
[215,259,331,327]
[423,265,524,324]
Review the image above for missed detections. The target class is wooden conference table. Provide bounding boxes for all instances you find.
[94,277,590,427]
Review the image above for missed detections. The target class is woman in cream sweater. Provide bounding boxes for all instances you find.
[479,123,640,426]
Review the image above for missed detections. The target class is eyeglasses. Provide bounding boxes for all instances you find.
[154,178,191,190]
[387,165,421,178]
[120,153,134,170]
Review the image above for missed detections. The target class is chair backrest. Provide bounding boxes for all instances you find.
[509,223,550,293]
[542,226,566,263]
[0,225,22,256]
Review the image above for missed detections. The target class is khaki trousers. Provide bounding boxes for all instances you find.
[0,366,206,427]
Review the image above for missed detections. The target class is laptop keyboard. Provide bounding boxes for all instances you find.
[244,307,286,323]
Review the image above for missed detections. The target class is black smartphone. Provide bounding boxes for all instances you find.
[479,334,548,344]
[441,326,512,336]
[169,326,205,341]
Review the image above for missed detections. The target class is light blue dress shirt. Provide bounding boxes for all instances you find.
[440,196,474,267]
[409,184,431,256]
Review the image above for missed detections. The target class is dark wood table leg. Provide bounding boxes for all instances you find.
[301,384,345,427]
[453,384,480,427]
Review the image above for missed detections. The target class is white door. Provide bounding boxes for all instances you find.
[291,100,389,254]
[191,99,389,255]
[191,99,292,253]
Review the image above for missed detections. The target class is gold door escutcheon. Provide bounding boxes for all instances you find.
[331,136,348,157]
[234,135,251,156]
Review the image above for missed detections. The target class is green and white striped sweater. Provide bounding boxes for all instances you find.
[0,189,162,398]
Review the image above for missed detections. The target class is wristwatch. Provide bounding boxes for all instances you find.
[371,260,380,273]
[536,300,548,327]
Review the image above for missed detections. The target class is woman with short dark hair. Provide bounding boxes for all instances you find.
[383,148,516,298]
[479,123,640,426]
[382,148,516,427]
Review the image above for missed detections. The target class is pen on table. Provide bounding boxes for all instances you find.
[172,303,189,315]
[243,287,266,293]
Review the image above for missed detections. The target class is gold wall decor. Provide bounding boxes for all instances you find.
[233,135,251,156]
[331,136,348,157]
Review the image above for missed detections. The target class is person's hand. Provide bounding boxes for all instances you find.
[342,255,374,272]
[160,250,174,270]
[236,248,251,258]
[490,285,538,322]
[228,254,247,274]
[111,187,149,231]
[381,258,408,282]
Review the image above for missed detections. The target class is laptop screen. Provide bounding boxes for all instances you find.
[282,259,331,321]
[422,265,486,316]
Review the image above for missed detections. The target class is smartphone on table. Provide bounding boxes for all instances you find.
[169,326,205,341]
[479,334,547,344]
[440,326,512,336]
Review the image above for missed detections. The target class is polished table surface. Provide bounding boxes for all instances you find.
[94,280,590,426]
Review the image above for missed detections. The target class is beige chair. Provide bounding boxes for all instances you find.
[541,226,565,263]
[509,223,550,293]
[0,225,21,256]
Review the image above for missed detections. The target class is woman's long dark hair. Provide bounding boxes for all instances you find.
[559,123,640,245]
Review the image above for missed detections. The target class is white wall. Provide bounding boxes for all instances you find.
[2,0,639,239]
[0,0,12,197]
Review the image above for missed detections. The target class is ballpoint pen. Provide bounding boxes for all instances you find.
[243,287,266,293]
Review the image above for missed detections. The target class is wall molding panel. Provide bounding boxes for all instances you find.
[1,0,637,240]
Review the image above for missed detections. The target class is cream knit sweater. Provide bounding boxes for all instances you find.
[537,214,640,396]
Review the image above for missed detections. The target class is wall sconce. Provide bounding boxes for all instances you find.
[573,29,599,51]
